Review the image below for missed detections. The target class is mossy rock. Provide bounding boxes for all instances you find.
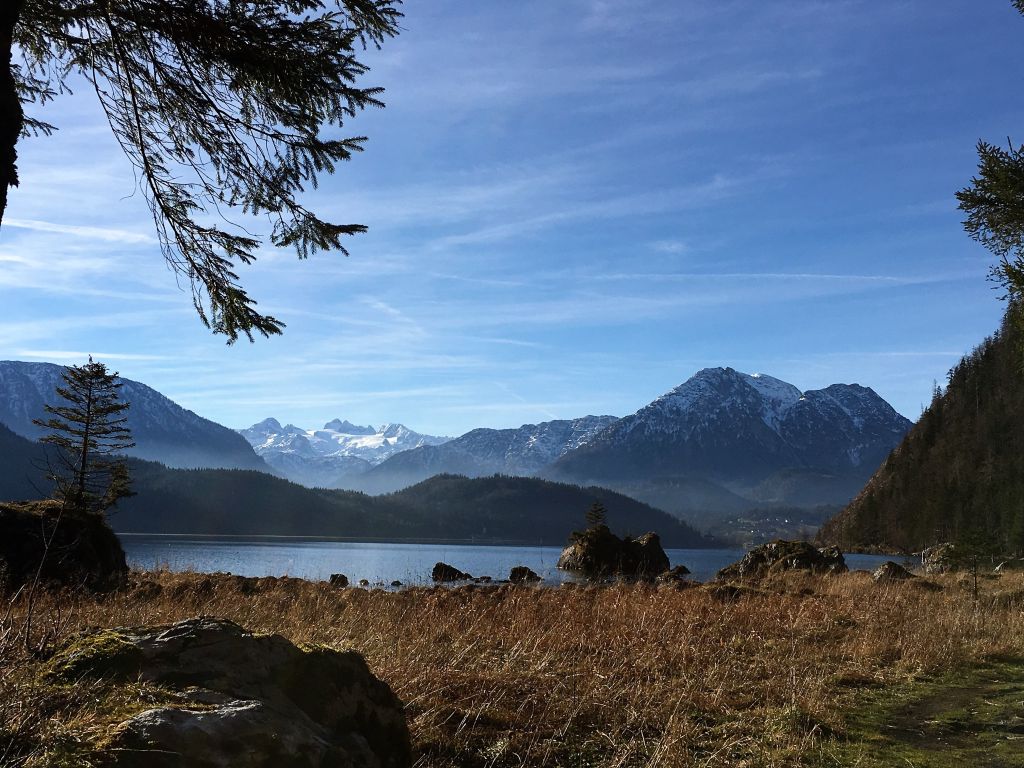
[47,629,144,682]
[46,618,412,767]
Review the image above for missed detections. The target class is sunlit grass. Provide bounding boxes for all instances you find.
[2,570,1023,766]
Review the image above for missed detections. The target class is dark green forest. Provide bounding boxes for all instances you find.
[820,305,1024,553]
[0,424,713,547]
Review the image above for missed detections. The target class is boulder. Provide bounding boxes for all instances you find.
[0,500,127,592]
[328,573,348,588]
[432,562,472,582]
[872,561,915,583]
[48,617,410,768]
[920,543,956,574]
[390,580,403,587]
[716,540,848,581]
[656,565,692,584]
[508,566,542,584]
[556,525,670,578]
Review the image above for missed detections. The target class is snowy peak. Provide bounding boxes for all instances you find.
[747,372,802,407]
[239,417,451,474]
[322,418,375,435]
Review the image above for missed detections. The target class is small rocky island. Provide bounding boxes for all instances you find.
[556,523,671,578]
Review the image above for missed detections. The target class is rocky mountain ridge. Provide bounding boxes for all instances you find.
[544,367,912,522]
[346,415,619,494]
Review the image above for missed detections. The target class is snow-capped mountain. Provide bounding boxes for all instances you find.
[346,415,620,494]
[544,368,912,519]
[0,361,267,471]
[238,417,451,487]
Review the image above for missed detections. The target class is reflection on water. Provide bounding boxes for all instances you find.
[120,535,900,586]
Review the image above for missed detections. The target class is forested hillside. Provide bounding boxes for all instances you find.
[820,306,1024,553]
[0,425,712,546]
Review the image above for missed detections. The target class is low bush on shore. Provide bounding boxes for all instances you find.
[2,570,1023,766]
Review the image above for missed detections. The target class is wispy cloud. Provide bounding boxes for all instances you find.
[3,217,155,244]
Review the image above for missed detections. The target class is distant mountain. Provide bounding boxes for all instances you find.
[544,368,912,522]
[0,361,267,471]
[239,417,450,487]
[820,308,1024,553]
[347,416,619,494]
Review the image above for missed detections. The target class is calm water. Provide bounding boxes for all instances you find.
[119,535,901,585]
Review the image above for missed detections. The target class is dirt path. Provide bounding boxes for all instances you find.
[816,657,1024,767]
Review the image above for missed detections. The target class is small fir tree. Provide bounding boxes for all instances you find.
[948,527,1000,601]
[33,357,135,515]
[586,501,608,529]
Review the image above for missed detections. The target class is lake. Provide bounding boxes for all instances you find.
[119,534,903,585]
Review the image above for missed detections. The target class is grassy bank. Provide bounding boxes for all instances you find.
[2,570,1023,766]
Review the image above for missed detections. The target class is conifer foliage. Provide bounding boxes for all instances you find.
[34,358,135,516]
[1,0,403,342]
[956,3,1024,312]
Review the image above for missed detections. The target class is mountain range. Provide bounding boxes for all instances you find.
[0,361,266,471]
[0,359,914,535]
[238,417,450,487]
[340,415,619,494]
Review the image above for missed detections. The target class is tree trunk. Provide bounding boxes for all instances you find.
[0,0,26,226]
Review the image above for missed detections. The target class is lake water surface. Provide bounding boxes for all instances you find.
[120,534,902,585]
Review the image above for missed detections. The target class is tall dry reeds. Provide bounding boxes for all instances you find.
[2,570,1023,767]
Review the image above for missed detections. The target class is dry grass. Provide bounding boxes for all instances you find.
[2,570,1024,767]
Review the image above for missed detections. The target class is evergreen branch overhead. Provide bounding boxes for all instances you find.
[5,0,403,342]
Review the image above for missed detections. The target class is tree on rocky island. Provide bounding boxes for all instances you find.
[34,357,135,517]
[1,0,402,342]
[585,500,608,529]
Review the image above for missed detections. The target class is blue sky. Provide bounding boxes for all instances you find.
[2,0,1022,435]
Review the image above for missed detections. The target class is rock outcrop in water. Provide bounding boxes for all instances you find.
[432,562,472,582]
[557,525,670,578]
[47,616,411,767]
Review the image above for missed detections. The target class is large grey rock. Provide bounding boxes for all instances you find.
[49,617,410,768]
[556,525,670,578]
[716,540,847,581]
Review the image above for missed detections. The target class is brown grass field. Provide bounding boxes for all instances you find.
[2,569,1023,767]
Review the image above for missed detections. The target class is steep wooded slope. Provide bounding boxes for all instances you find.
[820,307,1024,553]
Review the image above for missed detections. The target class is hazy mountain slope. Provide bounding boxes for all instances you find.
[348,416,619,494]
[819,308,1024,553]
[544,368,911,520]
[0,361,267,471]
